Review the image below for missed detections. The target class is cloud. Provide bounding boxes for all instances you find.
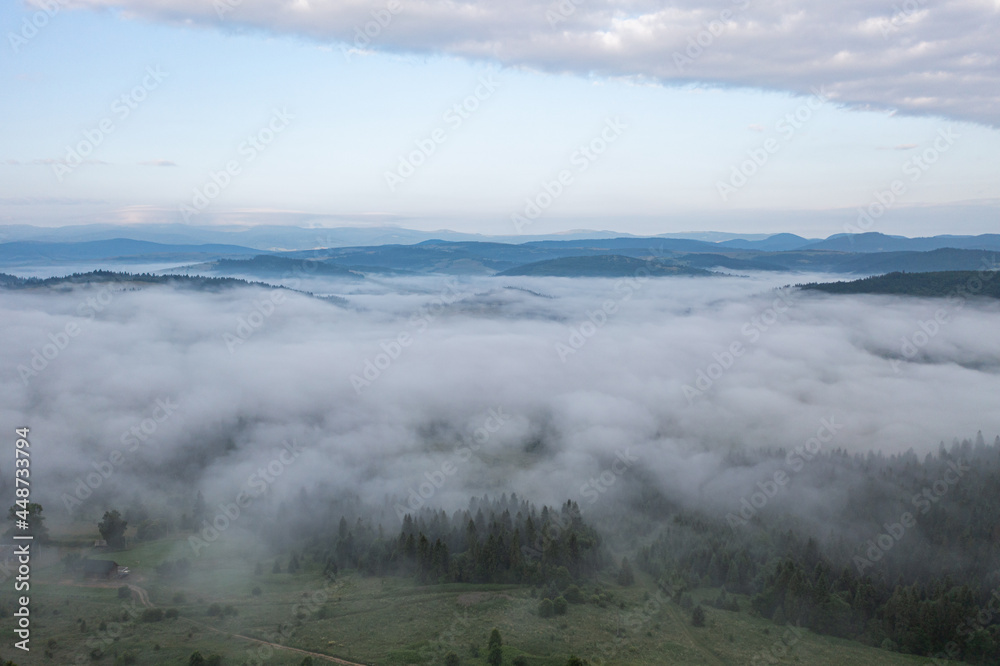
[4,271,1000,538]
[0,196,110,206]
[138,159,178,167]
[5,158,110,166]
[51,0,1000,125]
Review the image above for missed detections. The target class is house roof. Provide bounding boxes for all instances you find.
[81,559,119,574]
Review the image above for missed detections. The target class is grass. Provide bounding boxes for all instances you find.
[0,535,965,665]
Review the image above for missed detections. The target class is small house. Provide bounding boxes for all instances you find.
[81,559,119,579]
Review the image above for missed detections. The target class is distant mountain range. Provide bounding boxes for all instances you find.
[1,227,998,278]
[495,255,715,277]
[4,223,999,252]
[0,239,260,265]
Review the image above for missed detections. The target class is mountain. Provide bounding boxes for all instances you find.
[0,239,262,266]
[495,255,716,277]
[191,255,362,279]
[799,270,1000,298]
[717,233,813,251]
[0,223,636,250]
[832,248,999,273]
[801,232,1000,253]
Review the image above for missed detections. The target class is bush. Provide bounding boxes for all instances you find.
[251,586,262,597]
[207,603,222,617]
[563,584,584,604]
[513,657,528,666]
[445,653,460,666]
[554,596,568,616]
[141,608,164,622]
[117,586,131,599]
[691,606,706,627]
[114,653,137,666]
[165,608,179,619]
[538,598,555,618]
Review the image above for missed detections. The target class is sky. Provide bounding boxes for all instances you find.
[2,0,999,237]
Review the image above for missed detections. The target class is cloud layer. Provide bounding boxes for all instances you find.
[4,272,1000,540]
[50,0,1000,125]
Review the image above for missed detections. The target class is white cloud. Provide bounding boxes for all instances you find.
[49,0,1000,125]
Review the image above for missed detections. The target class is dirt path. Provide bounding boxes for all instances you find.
[184,619,369,666]
[128,584,153,608]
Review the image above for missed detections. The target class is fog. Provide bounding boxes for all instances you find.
[3,271,999,545]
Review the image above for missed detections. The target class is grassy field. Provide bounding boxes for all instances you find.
[0,535,962,665]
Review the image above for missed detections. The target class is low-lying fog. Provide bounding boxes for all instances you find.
[3,271,999,534]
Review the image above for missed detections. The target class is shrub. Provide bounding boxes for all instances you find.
[118,586,131,599]
[554,596,568,615]
[564,584,584,604]
[691,606,706,627]
[538,598,555,618]
[141,608,164,622]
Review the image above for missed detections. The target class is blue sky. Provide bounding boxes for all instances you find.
[2,0,998,237]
